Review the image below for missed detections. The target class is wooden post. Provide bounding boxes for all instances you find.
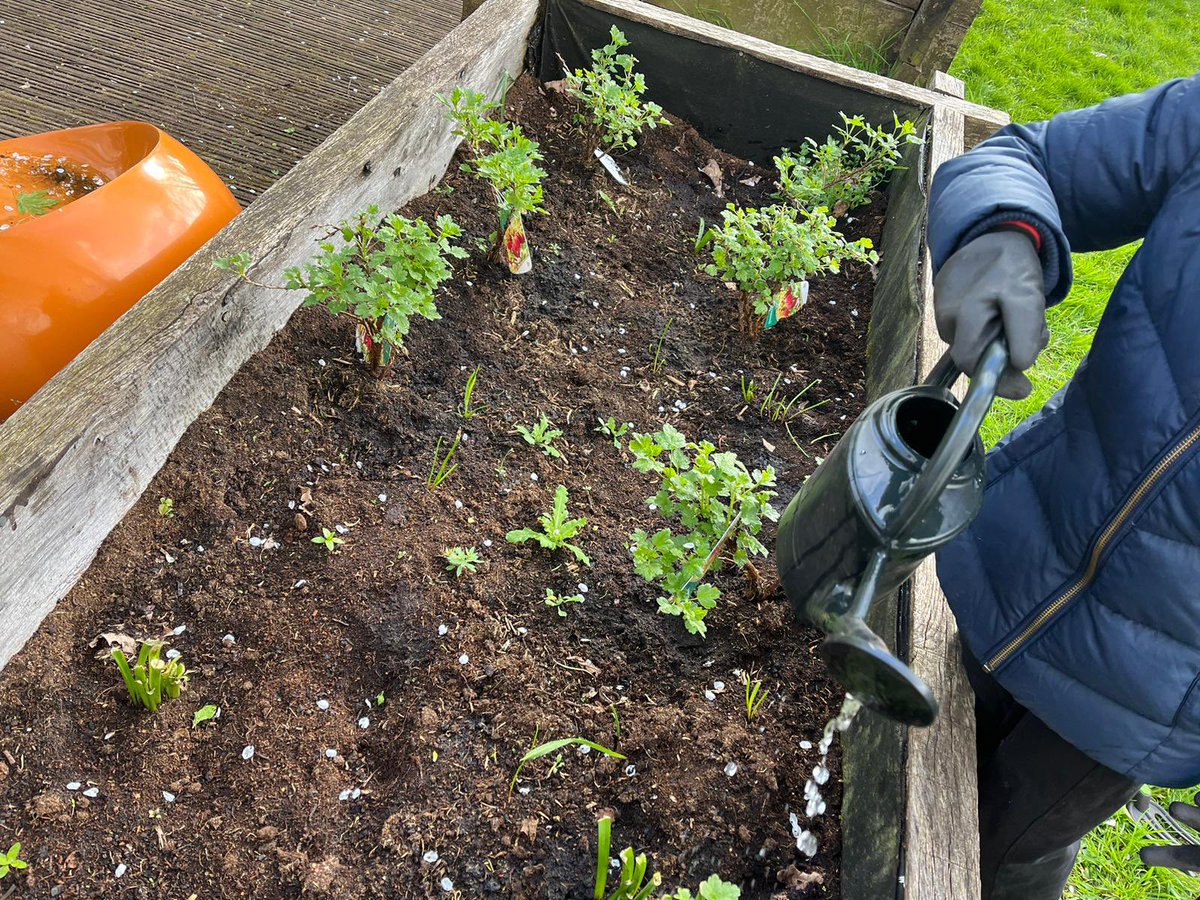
[902,68,982,900]
[892,0,983,85]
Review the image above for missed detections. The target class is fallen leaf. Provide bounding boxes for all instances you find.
[520,817,538,843]
[700,159,724,197]
[739,175,762,187]
[543,79,567,93]
[90,632,137,659]
[763,438,776,453]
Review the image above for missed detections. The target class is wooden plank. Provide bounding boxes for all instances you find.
[0,0,540,672]
[903,70,982,900]
[891,0,982,85]
[570,0,1008,147]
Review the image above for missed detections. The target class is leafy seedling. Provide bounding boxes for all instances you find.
[661,875,742,900]
[506,485,591,566]
[544,588,585,617]
[112,640,189,713]
[427,433,462,490]
[516,414,564,458]
[158,497,175,518]
[444,546,481,578]
[739,376,757,404]
[312,528,344,553]
[595,417,631,449]
[745,676,769,722]
[512,736,624,791]
[459,365,483,419]
[192,704,219,727]
[17,190,59,216]
[0,843,27,879]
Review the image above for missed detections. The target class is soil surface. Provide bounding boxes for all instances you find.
[0,76,886,898]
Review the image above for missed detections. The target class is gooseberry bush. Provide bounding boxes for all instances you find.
[775,113,922,215]
[628,425,778,636]
[563,26,669,157]
[441,88,546,271]
[700,203,878,333]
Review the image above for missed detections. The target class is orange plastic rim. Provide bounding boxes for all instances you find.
[0,122,240,421]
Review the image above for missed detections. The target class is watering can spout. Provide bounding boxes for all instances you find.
[776,341,1007,727]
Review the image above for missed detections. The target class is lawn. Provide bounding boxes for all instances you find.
[950,0,1200,896]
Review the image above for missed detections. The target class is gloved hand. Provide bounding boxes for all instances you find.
[1140,793,1200,873]
[933,229,1048,400]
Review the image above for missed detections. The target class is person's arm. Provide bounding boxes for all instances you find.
[925,75,1200,397]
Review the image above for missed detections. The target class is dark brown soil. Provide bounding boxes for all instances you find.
[0,76,885,898]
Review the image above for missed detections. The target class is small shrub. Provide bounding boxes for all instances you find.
[700,203,877,333]
[506,485,590,566]
[516,414,563,458]
[628,425,777,636]
[544,588,585,617]
[562,26,669,156]
[0,842,26,879]
[111,640,188,713]
[312,528,344,553]
[444,546,481,578]
[775,113,922,215]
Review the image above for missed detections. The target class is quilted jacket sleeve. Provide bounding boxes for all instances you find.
[928,75,1200,304]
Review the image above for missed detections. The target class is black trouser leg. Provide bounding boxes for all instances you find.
[961,647,1142,900]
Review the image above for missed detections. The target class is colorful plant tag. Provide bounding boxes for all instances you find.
[355,324,393,370]
[502,210,532,275]
[764,281,809,329]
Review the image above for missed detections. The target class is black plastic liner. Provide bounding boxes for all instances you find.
[539,0,921,163]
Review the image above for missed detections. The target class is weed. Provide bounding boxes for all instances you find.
[628,425,778,636]
[516,414,564,458]
[506,485,591,565]
[111,640,189,713]
[433,183,456,196]
[495,448,514,478]
[546,242,564,256]
[459,365,483,419]
[562,26,670,156]
[693,217,709,253]
[427,432,462,490]
[158,497,175,518]
[745,674,769,722]
[444,546,481,578]
[774,112,922,215]
[513,736,625,790]
[544,588,585,616]
[758,375,826,422]
[0,843,26,879]
[598,189,620,215]
[312,528,344,553]
[651,318,673,374]
[595,416,631,449]
[661,875,742,899]
[610,703,621,741]
[739,376,757,404]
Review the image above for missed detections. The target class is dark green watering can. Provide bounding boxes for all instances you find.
[776,341,1007,727]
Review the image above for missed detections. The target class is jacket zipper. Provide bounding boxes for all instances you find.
[984,422,1200,672]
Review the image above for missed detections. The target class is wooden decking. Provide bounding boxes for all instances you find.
[0,0,460,205]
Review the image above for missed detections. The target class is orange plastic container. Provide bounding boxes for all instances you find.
[0,122,240,421]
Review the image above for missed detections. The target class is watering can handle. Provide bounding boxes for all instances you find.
[885,339,1008,540]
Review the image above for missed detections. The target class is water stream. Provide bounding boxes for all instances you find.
[790,693,863,857]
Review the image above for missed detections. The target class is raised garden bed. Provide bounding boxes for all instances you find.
[0,1,1008,897]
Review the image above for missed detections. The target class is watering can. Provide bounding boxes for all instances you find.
[776,340,1007,727]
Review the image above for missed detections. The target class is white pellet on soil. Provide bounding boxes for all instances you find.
[325,749,337,758]
[162,791,176,803]
[115,863,127,878]
[66,782,81,791]
[423,850,440,865]
[441,877,454,892]
[242,745,255,760]
[438,624,449,636]
[458,654,470,666]
[358,717,370,729]
[317,699,330,711]
[83,787,99,798]
[723,761,738,777]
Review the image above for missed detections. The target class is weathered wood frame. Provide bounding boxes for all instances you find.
[0,2,1004,896]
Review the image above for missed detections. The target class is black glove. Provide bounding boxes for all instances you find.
[1139,793,1200,872]
[933,229,1048,400]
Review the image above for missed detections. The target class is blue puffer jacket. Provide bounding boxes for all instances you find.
[929,75,1200,788]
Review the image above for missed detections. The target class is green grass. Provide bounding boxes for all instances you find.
[950,0,1199,446]
[951,2,1200,895]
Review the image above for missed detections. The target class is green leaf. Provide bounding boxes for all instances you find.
[698,874,741,899]
[520,737,625,763]
[193,704,219,727]
[16,190,59,216]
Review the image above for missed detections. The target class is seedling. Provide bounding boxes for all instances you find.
[544,588,585,616]
[512,736,624,790]
[758,375,826,422]
[661,876,742,899]
[516,414,564,459]
[506,485,591,566]
[745,675,769,722]
[628,425,778,636]
[192,703,219,727]
[739,376,757,404]
[700,203,877,333]
[650,318,673,374]
[0,843,26,879]
[158,497,175,518]
[595,417,631,449]
[458,365,483,419]
[562,26,669,157]
[775,112,922,215]
[111,640,189,713]
[312,528,344,553]
[17,190,58,216]
[594,815,739,900]
[441,87,547,270]
[427,433,462,490]
[444,546,481,578]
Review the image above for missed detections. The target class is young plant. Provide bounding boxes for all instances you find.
[739,376,757,404]
[427,432,462,490]
[660,875,742,900]
[312,528,344,553]
[506,485,590,566]
[512,736,624,791]
[627,425,778,636]
[111,640,189,713]
[444,546,481,578]
[516,414,564,458]
[544,588,585,617]
[700,203,877,333]
[745,674,769,722]
[459,365,483,419]
[0,843,26,879]
[595,416,631,449]
[562,26,669,157]
[650,317,673,374]
[441,88,547,271]
[775,112,922,215]
[758,375,825,422]
[158,497,175,518]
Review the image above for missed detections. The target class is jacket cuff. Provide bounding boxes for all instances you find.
[958,211,1065,304]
